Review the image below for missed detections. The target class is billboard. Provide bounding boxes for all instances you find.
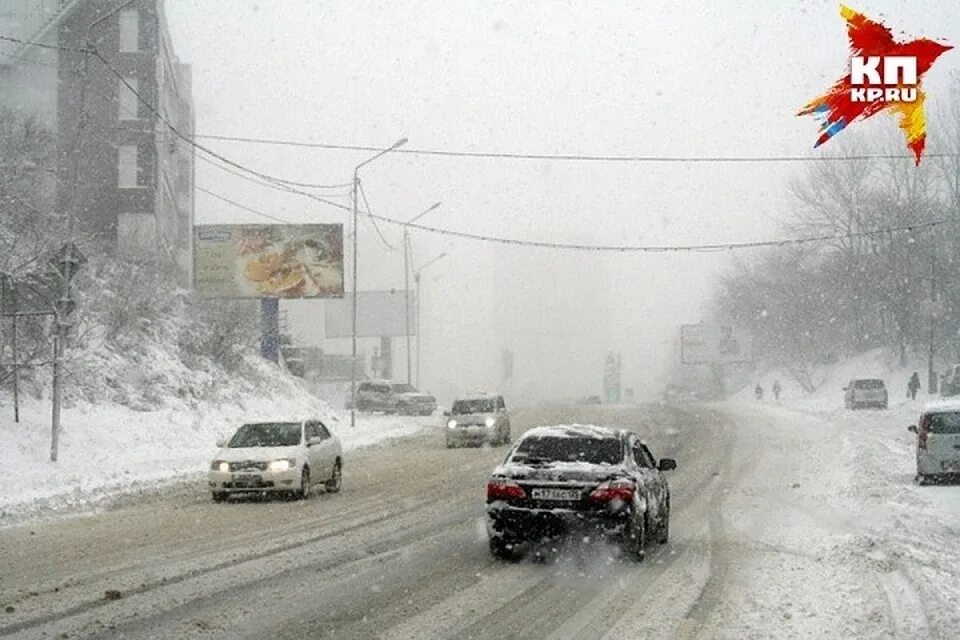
[324,290,416,338]
[681,324,752,365]
[193,224,343,298]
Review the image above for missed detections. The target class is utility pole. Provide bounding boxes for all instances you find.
[402,202,441,385]
[415,272,421,388]
[11,313,19,423]
[50,242,84,462]
[350,137,407,428]
[928,246,938,394]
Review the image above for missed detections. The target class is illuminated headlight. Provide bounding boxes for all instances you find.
[484,417,496,428]
[212,461,229,473]
[447,419,458,429]
[268,459,296,472]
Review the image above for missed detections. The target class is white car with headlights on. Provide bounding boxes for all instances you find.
[445,393,511,447]
[208,420,342,501]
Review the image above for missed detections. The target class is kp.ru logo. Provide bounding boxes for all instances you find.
[798,4,952,165]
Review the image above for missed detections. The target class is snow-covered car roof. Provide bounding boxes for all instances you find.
[454,392,502,401]
[920,398,960,413]
[520,424,621,440]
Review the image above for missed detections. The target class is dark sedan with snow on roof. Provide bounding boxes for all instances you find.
[485,425,675,561]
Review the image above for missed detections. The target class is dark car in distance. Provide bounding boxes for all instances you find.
[485,425,675,561]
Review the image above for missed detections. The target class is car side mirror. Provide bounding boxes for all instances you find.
[659,458,677,471]
[443,410,451,417]
[216,438,226,448]
[307,437,322,446]
[908,425,918,434]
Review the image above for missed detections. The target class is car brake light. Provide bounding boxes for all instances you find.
[919,415,930,450]
[487,478,526,501]
[589,479,635,503]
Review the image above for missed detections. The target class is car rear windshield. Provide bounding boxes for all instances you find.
[360,383,390,393]
[926,412,960,435]
[392,384,416,393]
[511,436,622,465]
[854,379,885,389]
[228,423,302,448]
[452,399,495,414]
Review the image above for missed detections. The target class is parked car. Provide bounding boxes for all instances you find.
[908,401,960,484]
[445,393,511,447]
[353,380,397,413]
[485,425,675,561]
[844,378,888,410]
[391,383,438,416]
[208,420,342,501]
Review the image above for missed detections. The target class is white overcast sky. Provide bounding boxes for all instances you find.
[165,0,960,401]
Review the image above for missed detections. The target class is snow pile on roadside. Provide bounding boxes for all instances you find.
[0,377,432,525]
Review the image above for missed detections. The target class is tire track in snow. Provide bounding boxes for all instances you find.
[879,569,930,640]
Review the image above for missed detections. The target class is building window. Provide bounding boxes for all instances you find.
[118,145,154,187]
[118,10,139,52]
[118,145,137,187]
[137,144,155,186]
[119,77,138,120]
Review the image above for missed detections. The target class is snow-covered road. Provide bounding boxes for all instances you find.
[1,401,959,639]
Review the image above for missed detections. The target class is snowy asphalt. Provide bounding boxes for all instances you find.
[0,402,954,639]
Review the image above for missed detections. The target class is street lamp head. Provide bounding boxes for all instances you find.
[392,137,409,150]
[408,201,444,225]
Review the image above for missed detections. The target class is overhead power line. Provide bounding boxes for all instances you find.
[2,31,956,253]
[193,133,958,164]
[4,34,953,166]
[358,180,396,251]
[386,216,953,253]
[194,184,294,224]
[0,33,89,53]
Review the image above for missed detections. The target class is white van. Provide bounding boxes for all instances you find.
[908,401,960,484]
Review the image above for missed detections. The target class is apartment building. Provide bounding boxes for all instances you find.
[0,0,194,281]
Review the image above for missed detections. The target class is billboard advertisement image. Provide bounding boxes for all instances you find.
[194,224,344,298]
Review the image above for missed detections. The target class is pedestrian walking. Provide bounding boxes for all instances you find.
[908,371,921,400]
[755,384,764,401]
[772,380,782,402]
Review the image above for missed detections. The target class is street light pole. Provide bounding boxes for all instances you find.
[350,137,407,428]
[414,252,447,389]
[403,202,441,385]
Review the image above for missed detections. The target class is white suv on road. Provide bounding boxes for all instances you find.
[445,394,511,447]
[909,401,960,484]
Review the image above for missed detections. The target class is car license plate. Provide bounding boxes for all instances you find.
[233,474,261,487]
[531,488,580,501]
